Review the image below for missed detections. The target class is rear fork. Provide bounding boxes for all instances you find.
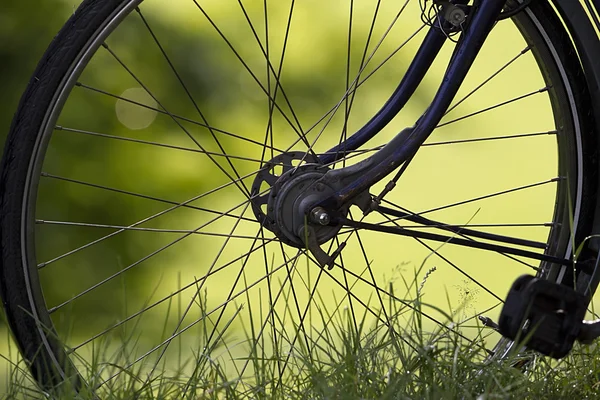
[298,0,512,264]
[321,0,600,356]
[256,0,600,356]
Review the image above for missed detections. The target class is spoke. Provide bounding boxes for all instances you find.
[75,82,285,153]
[38,168,263,269]
[141,201,253,384]
[180,221,277,396]
[97,250,304,389]
[274,236,411,389]
[36,220,263,240]
[312,256,429,352]
[136,7,250,194]
[234,246,303,386]
[373,131,553,207]
[284,6,422,159]
[261,0,275,166]
[445,45,532,115]
[274,243,336,390]
[304,263,374,355]
[351,212,401,341]
[278,242,310,346]
[376,205,547,249]
[378,199,541,271]
[323,257,491,354]
[411,178,559,218]
[101,42,252,197]
[376,210,505,302]
[340,0,385,154]
[47,200,263,314]
[375,222,553,229]
[254,4,283,376]
[55,126,264,164]
[259,227,282,379]
[337,237,359,335]
[351,22,425,96]
[296,20,423,163]
[235,0,309,155]
[437,86,550,128]
[373,179,559,238]
[423,131,557,147]
[41,172,257,224]
[271,0,295,161]
[256,1,297,172]
[339,0,355,166]
[341,217,569,266]
[68,237,276,352]
[273,236,392,390]
[190,0,312,151]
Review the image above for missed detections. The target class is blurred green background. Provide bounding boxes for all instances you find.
[0,0,576,391]
[0,0,79,155]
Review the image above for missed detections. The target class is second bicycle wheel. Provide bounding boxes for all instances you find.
[1,0,599,394]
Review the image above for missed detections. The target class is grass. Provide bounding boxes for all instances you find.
[2,271,600,399]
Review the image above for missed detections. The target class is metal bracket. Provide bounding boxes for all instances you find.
[434,1,469,27]
[298,225,346,269]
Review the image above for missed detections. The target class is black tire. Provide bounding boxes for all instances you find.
[1,1,139,389]
[1,0,598,393]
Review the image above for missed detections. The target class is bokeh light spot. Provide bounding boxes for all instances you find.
[115,87,158,130]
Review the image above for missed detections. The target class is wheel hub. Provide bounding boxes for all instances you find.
[251,152,345,247]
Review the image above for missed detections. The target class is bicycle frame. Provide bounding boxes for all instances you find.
[312,1,506,211]
[309,0,600,351]
[310,0,600,215]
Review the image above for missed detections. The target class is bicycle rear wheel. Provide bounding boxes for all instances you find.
[1,0,598,394]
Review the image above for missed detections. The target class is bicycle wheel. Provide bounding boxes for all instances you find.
[1,0,598,394]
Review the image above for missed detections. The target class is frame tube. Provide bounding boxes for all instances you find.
[315,0,508,210]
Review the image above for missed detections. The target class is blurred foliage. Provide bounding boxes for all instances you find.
[0,0,80,153]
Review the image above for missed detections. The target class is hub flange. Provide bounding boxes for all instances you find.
[250,152,346,248]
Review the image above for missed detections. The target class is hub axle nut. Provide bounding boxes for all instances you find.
[311,207,331,226]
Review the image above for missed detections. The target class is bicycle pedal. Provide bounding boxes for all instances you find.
[498,275,588,359]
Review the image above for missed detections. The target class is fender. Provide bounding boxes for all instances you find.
[550,0,600,243]
[552,0,600,132]
[546,0,600,295]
